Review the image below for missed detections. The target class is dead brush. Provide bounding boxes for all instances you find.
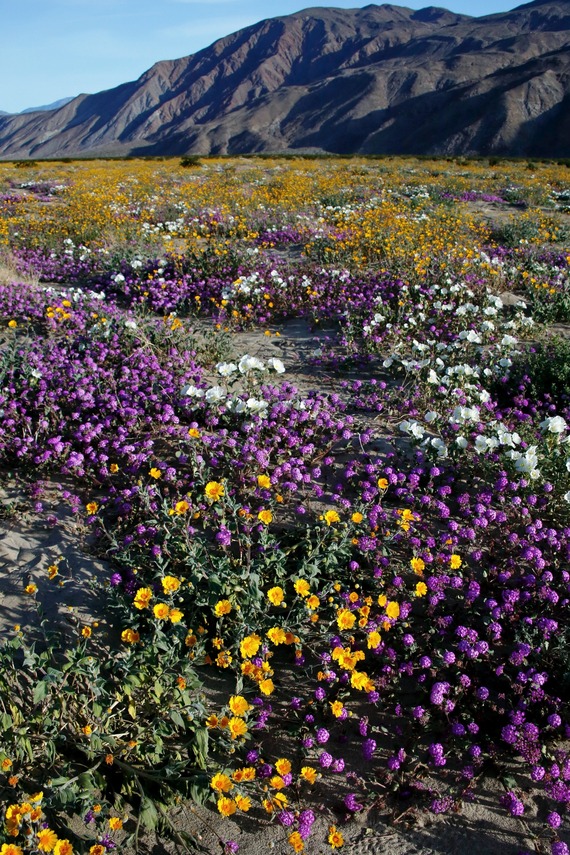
[0,251,40,287]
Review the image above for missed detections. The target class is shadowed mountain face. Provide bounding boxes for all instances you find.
[1,0,569,159]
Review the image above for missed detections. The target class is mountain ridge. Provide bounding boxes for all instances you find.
[1,1,569,159]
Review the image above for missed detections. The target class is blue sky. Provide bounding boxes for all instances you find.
[2,0,525,113]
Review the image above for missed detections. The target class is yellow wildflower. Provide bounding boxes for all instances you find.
[214,599,232,617]
[133,587,152,609]
[275,758,292,776]
[385,601,400,619]
[410,557,425,575]
[336,608,356,630]
[234,795,251,812]
[210,773,233,792]
[267,586,284,606]
[37,830,58,852]
[228,717,248,739]
[328,825,344,849]
[205,481,224,501]
[300,766,317,784]
[153,603,170,620]
[267,626,287,645]
[217,796,236,816]
[228,695,251,716]
[240,634,261,658]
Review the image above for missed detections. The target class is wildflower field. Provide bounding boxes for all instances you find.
[1,154,570,855]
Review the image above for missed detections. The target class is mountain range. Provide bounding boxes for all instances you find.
[0,0,569,159]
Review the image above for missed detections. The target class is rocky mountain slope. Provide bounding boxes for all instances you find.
[0,0,568,158]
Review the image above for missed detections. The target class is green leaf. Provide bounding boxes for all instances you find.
[78,772,94,790]
[49,776,70,787]
[189,773,211,805]
[139,797,159,830]
[22,738,34,761]
[192,728,209,768]
[128,703,137,719]
[33,680,48,704]
[169,709,185,729]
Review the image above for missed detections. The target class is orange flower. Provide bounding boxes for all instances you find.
[121,628,140,644]
[288,831,304,853]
